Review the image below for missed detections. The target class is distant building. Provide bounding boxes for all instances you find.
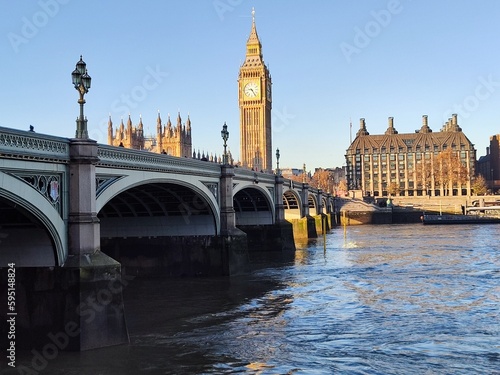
[281,168,304,180]
[107,112,192,158]
[477,134,500,191]
[326,167,346,185]
[345,114,476,197]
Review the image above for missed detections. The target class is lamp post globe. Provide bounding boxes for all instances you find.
[72,55,91,139]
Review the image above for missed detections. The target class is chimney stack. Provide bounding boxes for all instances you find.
[422,115,428,127]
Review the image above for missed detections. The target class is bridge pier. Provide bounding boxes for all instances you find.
[65,139,128,350]
[220,165,250,275]
[235,173,295,260]
[289,182,317,240]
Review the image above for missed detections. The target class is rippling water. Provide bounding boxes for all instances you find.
[6,224,500,374]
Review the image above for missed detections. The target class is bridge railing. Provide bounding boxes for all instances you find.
[0,126,70,162]
[233,167,276,184]
[97,144,221,176]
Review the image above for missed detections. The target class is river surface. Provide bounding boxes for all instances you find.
[5,224,500,374]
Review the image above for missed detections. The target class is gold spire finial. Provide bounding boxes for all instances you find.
[252,7,255,22]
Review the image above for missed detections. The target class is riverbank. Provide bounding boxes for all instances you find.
[336,195,495,225]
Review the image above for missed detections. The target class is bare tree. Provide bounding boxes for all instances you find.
[434,149,468,195]
[310,168,334,192]
[415,156,433,195]
[472,174,488,195]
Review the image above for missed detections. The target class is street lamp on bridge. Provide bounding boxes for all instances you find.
[221,122,229,165]
[72,55,92,139]
[275,148,280,176]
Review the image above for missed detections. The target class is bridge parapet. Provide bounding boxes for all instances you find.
[0,126,69,162]
[233,167,275,184]
[97,144,220,176]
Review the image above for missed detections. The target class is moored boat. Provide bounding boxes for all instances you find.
[421,214,500,225]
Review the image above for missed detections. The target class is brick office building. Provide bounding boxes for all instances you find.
[345,114,476,197]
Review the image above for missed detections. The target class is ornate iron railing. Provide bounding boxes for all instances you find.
[0,127,69,162]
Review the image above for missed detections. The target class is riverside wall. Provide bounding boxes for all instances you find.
[337,195,497,225]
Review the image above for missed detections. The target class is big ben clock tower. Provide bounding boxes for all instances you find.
[238,8,272,172]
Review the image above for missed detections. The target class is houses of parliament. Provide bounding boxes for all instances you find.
[108,9,273,172]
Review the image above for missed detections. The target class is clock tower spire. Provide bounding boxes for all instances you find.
[238,8,272,172]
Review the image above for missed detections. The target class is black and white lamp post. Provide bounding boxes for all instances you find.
[72,55,92,139]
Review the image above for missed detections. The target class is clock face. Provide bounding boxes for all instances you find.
[244,82,259,98]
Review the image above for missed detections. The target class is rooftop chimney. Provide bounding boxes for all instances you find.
[422,115,428,127]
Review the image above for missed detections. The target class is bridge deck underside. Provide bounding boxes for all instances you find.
[0,197,55,266]
[234,188,273,225]
[99,183,216,237]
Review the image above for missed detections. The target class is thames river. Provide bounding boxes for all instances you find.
[5,224,500,374]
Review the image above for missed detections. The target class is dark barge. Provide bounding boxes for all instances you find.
[421,214,500,225]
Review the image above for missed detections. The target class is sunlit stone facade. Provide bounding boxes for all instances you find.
[238,10,272,172]
[107,112,192,157]
[345,114,476,197]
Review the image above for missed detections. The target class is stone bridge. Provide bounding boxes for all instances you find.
[0,126,335,350]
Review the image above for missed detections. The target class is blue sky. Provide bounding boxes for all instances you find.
[1,1,500,170]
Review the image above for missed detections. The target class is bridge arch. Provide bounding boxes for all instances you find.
[96,173,220,236]
[308,192,318,214]
[283,189,302,219]
[321,196,329,214]
[0,173,65,266]
[233,185,274,225]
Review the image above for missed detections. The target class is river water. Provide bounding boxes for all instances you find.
[5,224,500,374]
